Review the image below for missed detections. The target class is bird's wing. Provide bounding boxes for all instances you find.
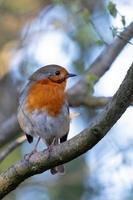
[18,82,30,106]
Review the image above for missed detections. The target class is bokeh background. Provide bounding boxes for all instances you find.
[0,0,133,199]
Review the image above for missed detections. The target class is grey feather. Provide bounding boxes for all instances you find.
[29,65,63,81]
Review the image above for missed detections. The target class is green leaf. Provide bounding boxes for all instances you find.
[85,73,98,94]
[95,40,104,46]
[110,26,117,37]
[121,15,126,26]
[81,8,91,22]
[107,1,117,18]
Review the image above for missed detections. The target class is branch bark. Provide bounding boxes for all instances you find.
[0,62,133,199]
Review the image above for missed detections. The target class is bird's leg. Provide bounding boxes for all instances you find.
[24,137,41,160]
[46,137,58,155]
[48,138,58,175]
[44,137,58,158]
[47,138,64,175]
[32,136,41,153]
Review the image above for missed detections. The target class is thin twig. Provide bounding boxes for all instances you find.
[0,136,26,163]
[89,18,108,45]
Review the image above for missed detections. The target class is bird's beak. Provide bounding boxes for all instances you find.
[67,73,76,78]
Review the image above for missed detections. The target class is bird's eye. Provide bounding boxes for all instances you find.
[55,71,60,75]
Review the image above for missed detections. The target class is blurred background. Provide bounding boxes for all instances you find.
[0,0,133,199]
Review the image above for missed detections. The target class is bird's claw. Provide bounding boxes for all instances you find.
[24,149,37,160]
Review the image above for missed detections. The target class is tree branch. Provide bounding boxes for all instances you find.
[68,21,133,100]
[69,95,133,108]
[88,23,133,77]
[0,63,133,199]
[69,95,111,107]
[0,136,26,163]
[0,115,20,148]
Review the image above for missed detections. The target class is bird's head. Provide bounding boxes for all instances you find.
[29,65,76,86]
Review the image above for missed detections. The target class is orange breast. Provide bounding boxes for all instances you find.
[25,79,66,117]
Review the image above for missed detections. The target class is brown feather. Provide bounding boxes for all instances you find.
[25,79,66,117]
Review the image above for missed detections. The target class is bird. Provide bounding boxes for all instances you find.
[17,64,76,175]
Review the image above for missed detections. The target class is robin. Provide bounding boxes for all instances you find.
[17,64,76,175]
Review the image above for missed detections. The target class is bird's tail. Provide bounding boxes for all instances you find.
[50,165,64,175]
